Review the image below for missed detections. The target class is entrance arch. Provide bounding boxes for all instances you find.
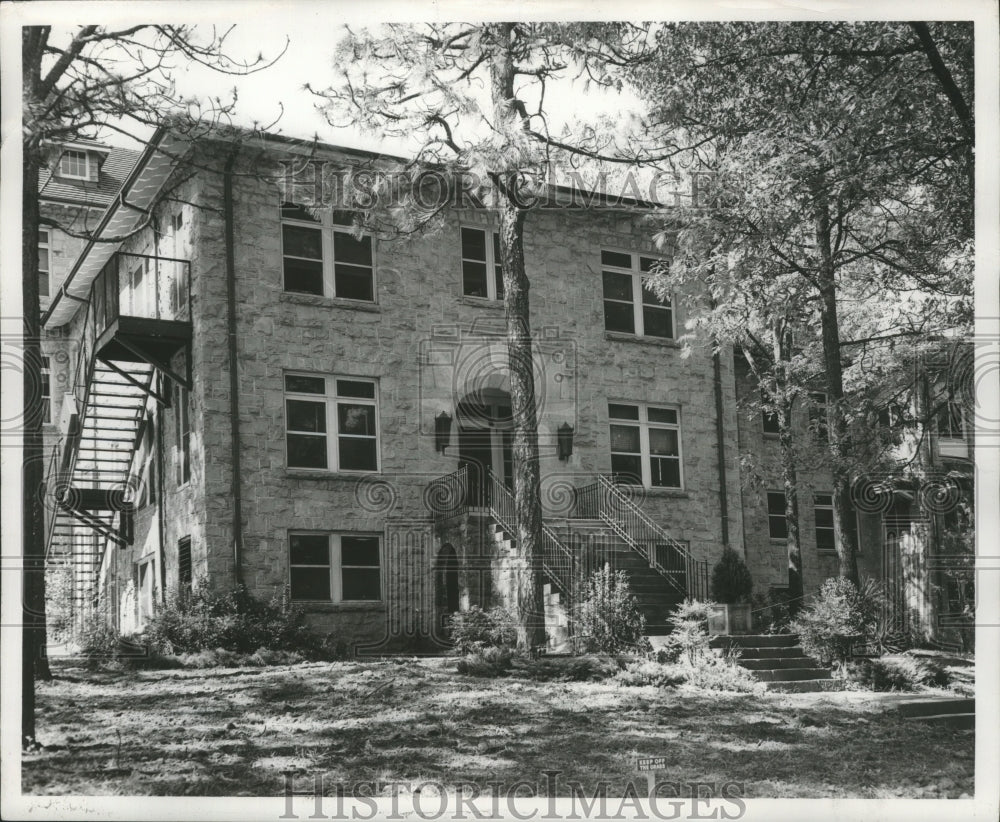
[456,388,513,507]
[435,543,460,632]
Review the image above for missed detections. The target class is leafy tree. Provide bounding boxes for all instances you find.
[635,22,973,584]
[20,22,282,746]
[313,22,667,650]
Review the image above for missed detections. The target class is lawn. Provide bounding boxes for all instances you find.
[22,657,974,798]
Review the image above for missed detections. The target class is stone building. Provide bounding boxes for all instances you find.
[38,128,972,650]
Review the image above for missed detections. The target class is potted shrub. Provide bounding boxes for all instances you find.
[707,547,754,635]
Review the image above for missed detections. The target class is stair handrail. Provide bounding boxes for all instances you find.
[486,469,575,600]
[594,474,709,600]
[426,465,469,520]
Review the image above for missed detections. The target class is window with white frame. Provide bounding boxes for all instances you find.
[937,398,967,440]
[767,491,787,540]
[608,402,683,488]
[137,416,156,508]
[288,533,382,602]
[814,493,835,552]
[174,382,190,486]
[38,229,50,297]
[59,149,90,180]
[601,250,673,339]
[41,356,51,424]
[461,227,504,300]
[285,374,379,472]
[280,203,374,300]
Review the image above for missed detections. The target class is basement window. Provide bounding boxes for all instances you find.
[288,533,382,602]
[280,203,374,301]
[178,537,192,591]
[285,374,379,472]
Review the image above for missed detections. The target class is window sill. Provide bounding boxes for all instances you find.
[604,332,678,348]
[460,295,504,310]
[280,292,381,313]
[294,601,386,612]
[762,433,780,440]
[615,485,689,499]
[286,469,380,481]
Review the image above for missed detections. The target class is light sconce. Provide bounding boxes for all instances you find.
[435,411,453,453]
[557,422,574,461]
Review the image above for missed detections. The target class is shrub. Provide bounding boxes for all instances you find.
[519,656,617,682]
[143,584,329,658]
[614,660,687,688]
[750,589,793,634]
[845,655,951,691]
[447,606,518,655]
[684,654,763,693]
[455,645,513,677]
[790,577,888,666]
[667,599,716,666]
[710,547,754,603]
[575,564,649,654]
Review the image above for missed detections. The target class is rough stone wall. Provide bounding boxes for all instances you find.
[733,355,882,598]
[183,142,746,643]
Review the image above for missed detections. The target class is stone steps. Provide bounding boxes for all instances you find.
[710,633,837,691]
[893,697,975,730]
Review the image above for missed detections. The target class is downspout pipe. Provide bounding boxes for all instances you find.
[712,344,731,550]
[224,149,245,588]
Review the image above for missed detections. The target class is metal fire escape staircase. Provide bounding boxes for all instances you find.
[43,252,191,610]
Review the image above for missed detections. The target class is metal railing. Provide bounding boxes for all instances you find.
[573,474,708,600]
[487,469,575,600]
[426,465,469,519]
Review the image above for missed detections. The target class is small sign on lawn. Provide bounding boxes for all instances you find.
[636,756,667,772]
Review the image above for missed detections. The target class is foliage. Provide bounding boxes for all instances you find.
[519,656,618,682]
[575,565,650,654]
[750,589,794,634]
[614,660,687,688]
[667,599,716,666]
[844,655,951,691]
[684,654,763,694]
[710,547,754,603]
[455,646,514,678]
[447,606,519,655]
[142,584,334,659]
[790,577,892,665]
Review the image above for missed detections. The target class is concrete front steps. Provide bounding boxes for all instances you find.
[710,633,844,692]
[893,696,975,730]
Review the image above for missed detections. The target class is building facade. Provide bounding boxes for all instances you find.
[39,129,973,651]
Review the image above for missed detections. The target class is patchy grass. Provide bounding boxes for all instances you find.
[23,657,973,798]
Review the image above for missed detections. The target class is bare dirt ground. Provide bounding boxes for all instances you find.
[22,657,974,798]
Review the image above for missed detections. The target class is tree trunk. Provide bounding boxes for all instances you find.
[772,322,804,613]
[490,24,545,652]
[813,184,860,585]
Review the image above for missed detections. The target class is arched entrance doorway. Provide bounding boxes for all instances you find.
[456,388,513,507]
[435,543,460,633]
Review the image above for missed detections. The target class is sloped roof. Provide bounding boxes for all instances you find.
[38,144,142,208]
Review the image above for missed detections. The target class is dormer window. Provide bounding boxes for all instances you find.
[59,149,91,180]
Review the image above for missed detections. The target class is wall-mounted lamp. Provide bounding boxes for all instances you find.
[435,411,453,453]
[557,422,574,461]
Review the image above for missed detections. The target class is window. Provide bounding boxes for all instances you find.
[280,203,374,300]
[41,356,51,424]
[178,537,192,592]
[285,374,379,472]
[137,559,155,625]
[808,392,828,441]
[38,229,50,297]
[814,494,835,552]
[289,533,382,602]
[761,393,780,436]
[608,403,682,488]
[461,227,504,300]
[767,491,787,540]
[174,382,190,486]
[601,250,673,339]
[137,417,156,507]
[59,149,90,179]
[937,399,967,440]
